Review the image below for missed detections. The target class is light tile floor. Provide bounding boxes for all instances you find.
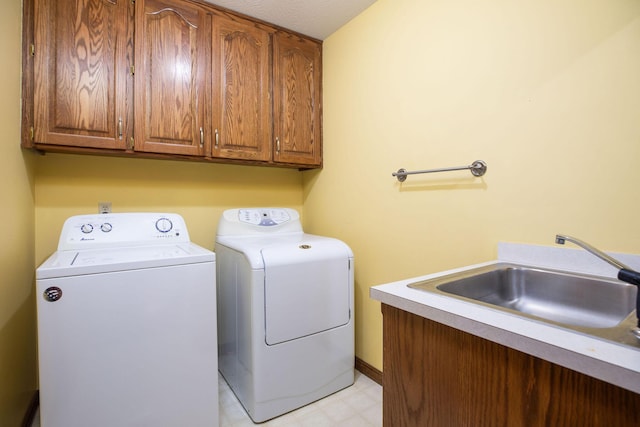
[31,371,382,427]
[220,370,382,426]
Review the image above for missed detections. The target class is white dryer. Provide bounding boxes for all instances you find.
[36,213,218,427]
[215,208,354,422]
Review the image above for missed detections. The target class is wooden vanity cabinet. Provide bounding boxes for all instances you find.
[382,304,640,427]
[273,32,322,167]
[210,12,271,162]
[32,0,133,150]
[134,0,211,156]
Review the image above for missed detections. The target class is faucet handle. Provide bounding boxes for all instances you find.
[618,269,640,327]
[619,269,640,287]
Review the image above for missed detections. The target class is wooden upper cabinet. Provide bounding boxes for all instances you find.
[33,0,133,149]
[134,0,211,156]
[25,0,322,168]
[273,32,322,167]
[211,14,271,162]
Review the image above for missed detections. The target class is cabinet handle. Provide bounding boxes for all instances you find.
[199,127,204,147]
[118,117,123,140]
[276,137,280,153]
[214,129,219,148]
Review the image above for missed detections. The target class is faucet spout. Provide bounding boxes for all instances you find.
[555,234,640,327]
[555,234,632,271]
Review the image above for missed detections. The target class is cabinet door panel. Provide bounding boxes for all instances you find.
[382,304,640,427]
[135,0,210,156]
[273,32,322,166]
[34,0,132,149]
[211,15,271,161]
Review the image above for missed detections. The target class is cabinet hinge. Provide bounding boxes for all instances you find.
[127,137,134,150]
[130,65,135,76]
[30,44,35,56]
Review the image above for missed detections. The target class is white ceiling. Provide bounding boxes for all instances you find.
[204,0,377,40]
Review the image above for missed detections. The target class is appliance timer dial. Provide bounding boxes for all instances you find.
[155,218,173,233]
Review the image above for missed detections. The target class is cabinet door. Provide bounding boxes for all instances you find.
[33,0,132,149]
[134,0,210,156]
[211,14,271,162]
[273,32,322,167]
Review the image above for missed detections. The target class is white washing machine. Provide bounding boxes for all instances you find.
[215,208,354,423]
[36,213,218,427]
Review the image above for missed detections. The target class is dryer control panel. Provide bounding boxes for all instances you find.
[239,208,291,226]
[58,213,191,250]
[217,208,303,236]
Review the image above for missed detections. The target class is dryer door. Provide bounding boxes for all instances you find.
[262,239,351,345]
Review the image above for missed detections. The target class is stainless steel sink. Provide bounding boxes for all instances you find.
[408,263,639,345]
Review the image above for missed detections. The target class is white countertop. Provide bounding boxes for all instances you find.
[370,242,640,394]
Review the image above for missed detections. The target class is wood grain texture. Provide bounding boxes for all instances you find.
[25,0,323,169]
[134,0,210,156]
[382,304,640,427]
[211,12,271,161]
[273,31,322,167]
[33,0,132,149]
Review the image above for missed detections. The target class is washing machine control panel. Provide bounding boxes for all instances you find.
[58,213,190,250]
[238,208,291,226]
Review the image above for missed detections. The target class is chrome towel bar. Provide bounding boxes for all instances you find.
[392,160,487,182]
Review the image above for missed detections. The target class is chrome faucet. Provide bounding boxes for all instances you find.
[555,235,632,270]
[556,234,640,327]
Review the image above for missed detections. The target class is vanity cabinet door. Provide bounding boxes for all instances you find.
[134,0,211,156]
[33,0,133,149]
[210,13,271,162]
[273,32,322,167]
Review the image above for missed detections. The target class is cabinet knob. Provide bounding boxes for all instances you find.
[276,137,280,153]
[214,129,219,148]
[199,127,204,147]
[118,117,123,140]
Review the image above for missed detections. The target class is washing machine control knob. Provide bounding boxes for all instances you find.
[80,224,94,234]
[101,223,113,233]
[155,218,173,233]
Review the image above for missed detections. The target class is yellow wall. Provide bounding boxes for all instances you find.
[35,155,303,264]
[5,0,640,421]
[0,0,38,424]
[304,0,640,370]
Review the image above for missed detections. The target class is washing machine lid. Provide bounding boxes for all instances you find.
[262,238,352,345]
[36,243,214,279]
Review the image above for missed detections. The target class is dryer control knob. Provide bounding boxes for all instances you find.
[80,224,94,234]
[155,218,173,233]
[101,223,113,233]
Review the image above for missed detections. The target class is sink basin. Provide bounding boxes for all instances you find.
[408,263,636,329]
